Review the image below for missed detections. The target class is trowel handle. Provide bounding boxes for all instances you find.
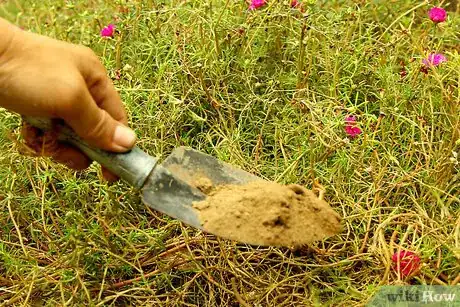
[23,116,158,189]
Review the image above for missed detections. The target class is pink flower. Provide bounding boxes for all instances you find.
[344,115,362,138]
[249,0,266,10]
[290,0,305,12]
[428,7,447,23]
[345,125,362,138]
[392,250,421,277]
[400,69,407,79]
[422,53,447,67]
[114,69,121,80]
[100,24,115,37]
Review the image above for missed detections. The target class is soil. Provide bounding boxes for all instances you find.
[192,180,342,247]
[194,177,213,194]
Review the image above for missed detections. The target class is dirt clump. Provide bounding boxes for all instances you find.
[194,177,213,194]
[192,180,342,247]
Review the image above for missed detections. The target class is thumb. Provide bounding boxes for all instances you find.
[59,86,136,152]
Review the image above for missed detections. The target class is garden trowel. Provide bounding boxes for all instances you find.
[24,117,261,229]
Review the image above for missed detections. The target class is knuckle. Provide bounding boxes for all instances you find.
[81,46,102,66]
[77,45,96,58]
[77,46,107,78]
[77,46,104,67]
[81,111,108,141]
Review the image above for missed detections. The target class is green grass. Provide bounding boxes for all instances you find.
[0,0,459,305]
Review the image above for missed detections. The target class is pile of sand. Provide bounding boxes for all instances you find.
[192,180,342,247]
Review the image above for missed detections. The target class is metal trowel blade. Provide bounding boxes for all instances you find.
[140,147,262,229]
[162,147,262,186]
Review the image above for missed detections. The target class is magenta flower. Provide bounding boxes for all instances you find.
[290,0,305,12]
[392,250,421,277]
[114,69,121,80]
[345,125,362,138]
[344,115,362,138]
[428,7,447,23]
[422,53,447,67]
[249,0,266,10]
[100,24,115,37]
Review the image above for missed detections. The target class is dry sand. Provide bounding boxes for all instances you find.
[192,180,342,247]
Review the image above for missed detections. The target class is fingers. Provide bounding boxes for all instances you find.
[57,80,136,153]
[88,72,128,125]
[22,122,116,181]
[101,166,119,182]
[22,122,91,170]
[73,49,134,182]
[56,75,134,181]
[52,144,92,170]
[55,145,118,183]
[58,47,136,152]
[76,46,129,125]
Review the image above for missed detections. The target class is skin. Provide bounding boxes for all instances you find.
[0,18,136,181]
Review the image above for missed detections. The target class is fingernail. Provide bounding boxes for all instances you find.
[113,125,136,150]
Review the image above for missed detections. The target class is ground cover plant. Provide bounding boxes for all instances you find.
[0,0,459,305]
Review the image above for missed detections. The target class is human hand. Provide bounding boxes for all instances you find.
[0,19,136,181]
